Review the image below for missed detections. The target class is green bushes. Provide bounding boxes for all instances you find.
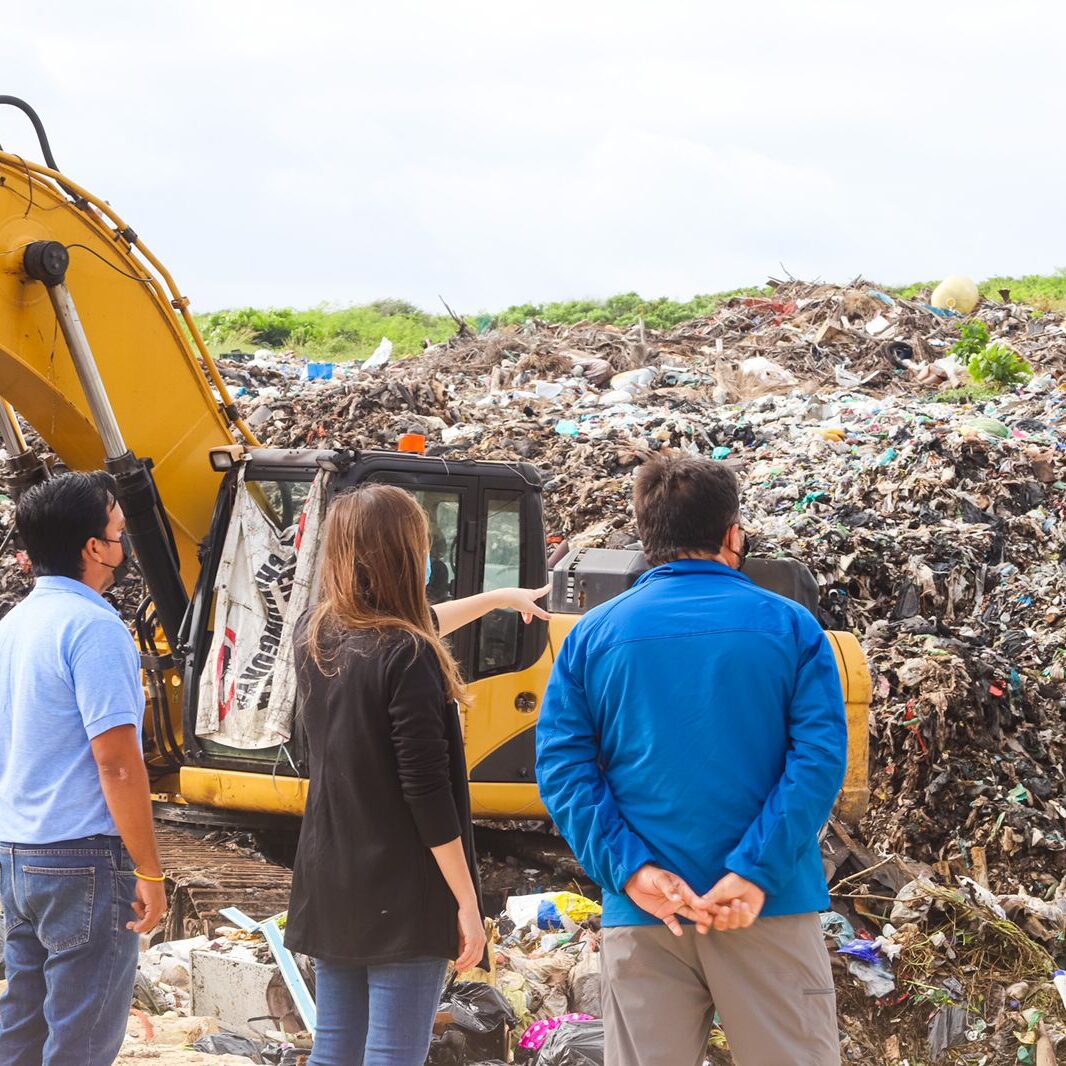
[493,288,768,331]
[195,304,455,361]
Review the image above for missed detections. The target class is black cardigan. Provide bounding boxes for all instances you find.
[284,620,481,964]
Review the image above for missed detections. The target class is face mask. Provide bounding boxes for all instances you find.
[736,529,750,570]
[101,532,135,585]
[425,554,433,586]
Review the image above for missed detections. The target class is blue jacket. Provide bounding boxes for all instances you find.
[535,559,848,926]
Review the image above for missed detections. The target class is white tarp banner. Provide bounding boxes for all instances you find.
[195,471,326,749]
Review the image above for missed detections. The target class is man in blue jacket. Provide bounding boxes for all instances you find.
[536,456,847,1066]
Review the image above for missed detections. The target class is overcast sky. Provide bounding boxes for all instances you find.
[3,1,1064,314]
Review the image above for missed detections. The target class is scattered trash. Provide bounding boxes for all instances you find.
[189,1032,273,1060]
[535,1019,604,1066]
[838,939,896,998]
[534,892,602,931]
[362,336,393,371]
[428,978,518,1065]
[738,355,798,389]
[305,362,333,381]
[1054,970,1066,1012]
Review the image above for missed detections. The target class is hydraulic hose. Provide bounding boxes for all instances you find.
[0,96,81,204]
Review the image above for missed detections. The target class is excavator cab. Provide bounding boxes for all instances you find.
[175,447,553,816]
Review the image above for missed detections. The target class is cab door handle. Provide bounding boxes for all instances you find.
[514,691,538,713]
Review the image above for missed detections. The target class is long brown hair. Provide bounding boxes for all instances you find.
[304,484,467,704]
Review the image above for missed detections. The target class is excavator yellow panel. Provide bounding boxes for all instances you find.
[827,630,872,825]
[178,765,309,817]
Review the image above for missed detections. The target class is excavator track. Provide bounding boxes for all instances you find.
[154,822,293,942]
[150,809,596,945]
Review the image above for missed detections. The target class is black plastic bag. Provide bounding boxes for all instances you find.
[426,1029,468,1066]
[537,1020,605,1066]
[434,979,516,1062]
[190,1032,268,1061]
[440,980,517,1035]
[927,1005,973,1062]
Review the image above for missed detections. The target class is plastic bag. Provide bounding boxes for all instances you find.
[426,1029,467,1066]
[436,980,517,1062]
[567,947,601,1016]
[536,892,602,931]
[519,1013,595,1051]
[836,937,885,965]
[537,1020,605,1066]
[190,1033,269,1061]
[498,948,576,1020]
[441,980,517,1035]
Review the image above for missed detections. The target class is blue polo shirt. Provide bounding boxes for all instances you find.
[536,560,848,925]
[0,576,143,844]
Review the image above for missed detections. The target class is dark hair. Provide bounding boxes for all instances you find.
[15,471,119,579]
[633,456,740,567]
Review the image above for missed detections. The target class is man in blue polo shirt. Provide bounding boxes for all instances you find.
[536,456,848,1066]
[0,471,166,1066]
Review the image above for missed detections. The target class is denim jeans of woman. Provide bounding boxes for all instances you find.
[0,835,139,1066]
[310,955,449,1066]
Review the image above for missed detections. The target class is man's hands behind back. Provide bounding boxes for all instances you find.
[687,872,766,932]
[625,865,766,934]
[624,865,703,936]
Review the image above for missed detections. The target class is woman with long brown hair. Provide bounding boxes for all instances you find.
[284,484,549,1066]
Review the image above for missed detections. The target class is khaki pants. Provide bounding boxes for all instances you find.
[601,914,839,1066]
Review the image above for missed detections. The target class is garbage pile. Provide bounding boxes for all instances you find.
[127,878,1066,1065]
[824,861,1066,1064]
[3,276,1065,1064]
[127,918,311,1064]
[232,279,1066,897]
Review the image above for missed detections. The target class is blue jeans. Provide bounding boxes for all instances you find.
[0,836,139,1066]
[310,955,449,1066]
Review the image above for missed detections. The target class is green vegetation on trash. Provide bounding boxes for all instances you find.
[968,343,1034,386]
[934,384,1003,405]
[949,321,1033,386]
[192,270,1066,362]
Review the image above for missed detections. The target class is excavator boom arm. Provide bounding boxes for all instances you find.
[0,144,254,585]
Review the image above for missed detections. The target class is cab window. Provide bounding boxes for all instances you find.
[247,479,313,532]
[477,492,522,675]
[412,489,461,605]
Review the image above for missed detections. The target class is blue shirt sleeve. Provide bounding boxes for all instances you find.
[724,610,848,895]
[535,625,655,895]
[68,617,143,740]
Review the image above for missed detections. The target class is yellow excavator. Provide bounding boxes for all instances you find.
[0,98,870,842]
